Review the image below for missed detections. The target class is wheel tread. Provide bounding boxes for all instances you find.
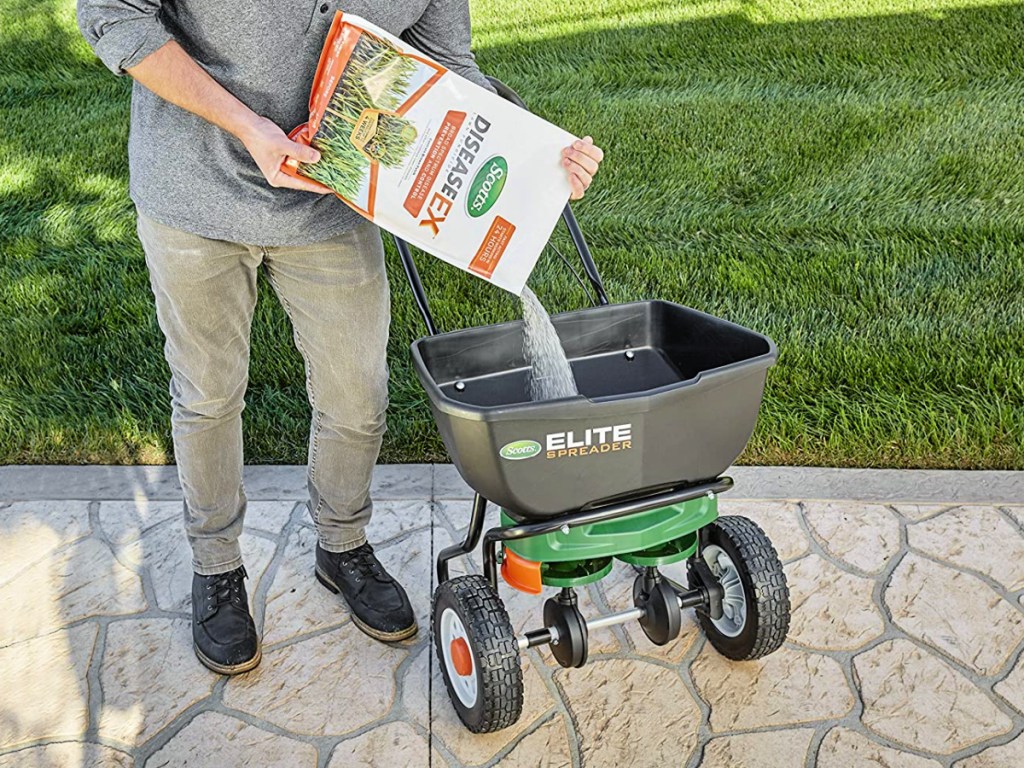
[694,515,790,661]
[432,575,523,733]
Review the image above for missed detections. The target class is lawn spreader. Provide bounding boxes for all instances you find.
[392,78,791,734]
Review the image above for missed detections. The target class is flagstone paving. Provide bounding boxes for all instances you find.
[0,465,1022,767]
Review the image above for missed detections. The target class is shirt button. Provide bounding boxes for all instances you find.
[320,3,329,12]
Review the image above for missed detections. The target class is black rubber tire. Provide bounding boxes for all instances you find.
[432,575,523,733]
[689,516,790,661]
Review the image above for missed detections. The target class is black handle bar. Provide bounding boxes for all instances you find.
[393,75,609,337]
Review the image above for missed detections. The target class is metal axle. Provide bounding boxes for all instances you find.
[516,592,703,651]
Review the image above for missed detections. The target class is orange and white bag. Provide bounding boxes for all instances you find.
[283,12,576,294]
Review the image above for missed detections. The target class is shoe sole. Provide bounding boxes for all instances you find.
[193,642,262,676]
[315,566,419,642]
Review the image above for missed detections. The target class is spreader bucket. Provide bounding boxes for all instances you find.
[411,300,776,520]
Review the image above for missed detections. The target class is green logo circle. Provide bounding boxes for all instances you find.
[467,156,508,218]
[499,439,541,460]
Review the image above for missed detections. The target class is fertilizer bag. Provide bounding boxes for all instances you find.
[282,12,576,294]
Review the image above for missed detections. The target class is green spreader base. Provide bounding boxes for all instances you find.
[502,493,718,588]
[541,558,614,588]
[616,532,698,567]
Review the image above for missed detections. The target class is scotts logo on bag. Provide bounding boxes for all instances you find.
[499,440,542,460]
[417,115,492,236]
[467,157,508,217]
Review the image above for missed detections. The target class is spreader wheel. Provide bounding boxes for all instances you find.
[432,575,523,733]
[689,516,790,660]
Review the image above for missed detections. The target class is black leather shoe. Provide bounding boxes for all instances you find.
[316,543,418,642]
[191,566,261,675]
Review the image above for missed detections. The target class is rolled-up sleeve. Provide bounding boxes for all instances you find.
[77,0,173,75]
[401,0,496,94]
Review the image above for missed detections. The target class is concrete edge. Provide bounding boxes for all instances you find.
[0,464,1021,504]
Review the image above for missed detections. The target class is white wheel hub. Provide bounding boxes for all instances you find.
[702,544,747,637]
[440,607,478,707]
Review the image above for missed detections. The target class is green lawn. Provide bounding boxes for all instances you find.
[1,0,1022,468]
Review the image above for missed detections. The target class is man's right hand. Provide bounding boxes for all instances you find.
[124,41,330,195]
[237,116,331,194]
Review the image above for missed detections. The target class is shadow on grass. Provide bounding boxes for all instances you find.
[0,1,1022,467]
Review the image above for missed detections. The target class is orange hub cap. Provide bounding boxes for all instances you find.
[449,637,473,677]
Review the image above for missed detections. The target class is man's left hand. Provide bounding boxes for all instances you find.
[562,136,604,200]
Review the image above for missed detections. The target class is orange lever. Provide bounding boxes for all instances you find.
[501,547,543,595]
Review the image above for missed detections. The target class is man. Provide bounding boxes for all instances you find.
[77,0,604,675]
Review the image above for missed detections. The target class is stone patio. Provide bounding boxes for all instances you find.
[0,465,1022,767]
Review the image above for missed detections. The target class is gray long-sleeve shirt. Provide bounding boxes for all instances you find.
[77,0,495,245]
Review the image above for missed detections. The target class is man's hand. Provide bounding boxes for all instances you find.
[126,41,329,195]
[237,117,330,194]
[561,136,604,200]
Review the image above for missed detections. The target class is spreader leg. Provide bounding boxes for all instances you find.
[436,493,489,584]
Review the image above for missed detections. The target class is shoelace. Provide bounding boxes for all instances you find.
[340,545,391,583]
[206,566,247,612]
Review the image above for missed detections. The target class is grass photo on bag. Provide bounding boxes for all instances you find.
[300,31,420,201]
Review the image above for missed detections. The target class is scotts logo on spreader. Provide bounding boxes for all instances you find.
[419,115,492,236]
[499,424,633,461]
[467,156,507,217]
[499,440,542,460]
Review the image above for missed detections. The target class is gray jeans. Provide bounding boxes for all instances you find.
[137,211,390,575]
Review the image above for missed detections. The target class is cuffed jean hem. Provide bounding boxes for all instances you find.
[317,530,368,554]
[192,554,245,577]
